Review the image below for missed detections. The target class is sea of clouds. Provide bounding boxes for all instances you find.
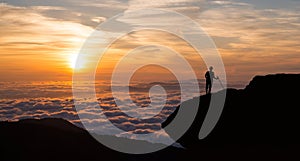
[0,80,244,143]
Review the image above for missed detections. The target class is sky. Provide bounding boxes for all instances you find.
[0,0,300,146]
[1,0,300,85]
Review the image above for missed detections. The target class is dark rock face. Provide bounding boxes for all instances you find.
[1,74,300,161]
[0,118,181,161]
[162,74,300,160]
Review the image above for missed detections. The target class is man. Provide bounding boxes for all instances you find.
[205,66,219,94]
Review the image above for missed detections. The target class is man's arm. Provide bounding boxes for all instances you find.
[205,71,209,78]
[213,72,219,79]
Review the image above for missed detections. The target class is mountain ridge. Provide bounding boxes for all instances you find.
[162,74,300,160]
[1,73,300,161]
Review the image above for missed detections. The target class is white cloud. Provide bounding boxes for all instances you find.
[91,16,107,23]
[0,80,206,144]
[30,6,67,11]
[193,1,300,83]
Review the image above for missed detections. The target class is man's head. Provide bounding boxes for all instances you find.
[209,66,213,71]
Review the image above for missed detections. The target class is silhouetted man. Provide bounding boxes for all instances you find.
[205,66,219,94]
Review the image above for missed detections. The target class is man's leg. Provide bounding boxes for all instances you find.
[206,81,209,94]
[209,80,214,94]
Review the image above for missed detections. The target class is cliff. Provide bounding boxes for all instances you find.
[1,74,300,161]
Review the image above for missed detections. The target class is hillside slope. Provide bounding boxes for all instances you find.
[1,74,299,161]
[162,74,300,160]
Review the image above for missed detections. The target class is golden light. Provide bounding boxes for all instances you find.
[69,53,78,69]
[68,52,89,71]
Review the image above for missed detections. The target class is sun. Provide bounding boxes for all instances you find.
[68,53,87,70]
[69,53,78,69]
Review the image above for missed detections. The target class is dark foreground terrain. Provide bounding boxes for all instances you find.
[1,74,300,161]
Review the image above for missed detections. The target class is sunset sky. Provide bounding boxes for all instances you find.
[1,0,300,146]
[1,0,300,84]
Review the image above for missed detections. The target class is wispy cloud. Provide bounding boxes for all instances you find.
[1,0,300,83]
[196,1,300,81]
[0,4,93,80]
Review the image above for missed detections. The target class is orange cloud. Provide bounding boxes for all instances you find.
[0,4,93,81]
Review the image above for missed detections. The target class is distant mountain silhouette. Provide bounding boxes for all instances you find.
[0,118,182,161]
[1,74,300,161]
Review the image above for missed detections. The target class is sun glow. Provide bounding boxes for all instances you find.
[68,52,89,71]
[69,54,78,69]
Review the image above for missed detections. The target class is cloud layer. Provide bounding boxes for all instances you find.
[0,80,212,143]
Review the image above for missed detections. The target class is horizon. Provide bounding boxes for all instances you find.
[1,0,300,151]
